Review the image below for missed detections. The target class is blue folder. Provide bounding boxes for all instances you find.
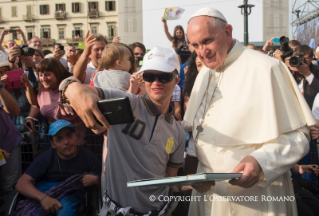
[127,173,242,187]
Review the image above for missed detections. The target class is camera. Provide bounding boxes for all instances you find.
[176,44,191,64]
[289,55,305,67]
[19,44,35,56]
[279,36,293,60]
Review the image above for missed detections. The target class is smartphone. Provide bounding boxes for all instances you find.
[136,56,143,67]
[272,38,280,43]
[6,70,25,89]
[96,97,134,125]
[8,29,16,33]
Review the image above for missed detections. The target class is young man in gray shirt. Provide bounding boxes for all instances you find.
[60,47,188,216]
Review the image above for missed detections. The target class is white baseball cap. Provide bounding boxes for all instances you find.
[189,7,227,23]
[0,51,9,68]
[136,46,180,74]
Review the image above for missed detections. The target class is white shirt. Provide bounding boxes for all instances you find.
[84,61,97,84]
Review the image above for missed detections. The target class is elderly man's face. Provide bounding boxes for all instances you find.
[187,16,232,70]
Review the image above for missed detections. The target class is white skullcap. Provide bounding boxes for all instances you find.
[189,7,227,23]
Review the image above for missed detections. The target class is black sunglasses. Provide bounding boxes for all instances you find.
[143,72,179,83]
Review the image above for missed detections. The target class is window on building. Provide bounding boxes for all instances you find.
[56,4,65,11]
[0,8,2,18]
[105,1,116,11]
[26,28,34,40]
[72,26,83,39]
[88,2,99,11]
[40,27,51,39]
[11,6,17,17]
[107,23,116,40]
[27,5,32,15]
[125,18,136,32]
[90,25,98,35]
[0,28,4,36]
[72,3,81,13]
[40,5,50,15]
[58,27,65,39]
[125,0,135,12]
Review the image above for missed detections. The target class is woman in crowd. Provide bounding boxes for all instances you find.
[161,17,186,50]
[24,58,86,145]
[0,50,37,132]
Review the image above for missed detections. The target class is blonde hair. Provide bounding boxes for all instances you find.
[98,43,136,74]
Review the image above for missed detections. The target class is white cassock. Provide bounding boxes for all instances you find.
[184,40,316,216]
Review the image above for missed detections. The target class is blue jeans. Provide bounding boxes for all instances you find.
[35,181,80,216]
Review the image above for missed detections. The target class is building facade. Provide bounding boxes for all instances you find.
[0,0,143,49]
[263,0,290,41]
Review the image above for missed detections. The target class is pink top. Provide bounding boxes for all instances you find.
[37,86,78,123]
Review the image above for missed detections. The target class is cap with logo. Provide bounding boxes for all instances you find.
[0,51,9,68]
[136,46,180,75]
[189,7,227,23]
[48,119,75,136]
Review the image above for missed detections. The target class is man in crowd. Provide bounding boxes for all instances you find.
[73,31,107,84]
[15,119,101,215]
[28,36,43,51]
[58,46,186,215]
[183,7,315,215]
[45,43,68,68]
[285,45,319,109]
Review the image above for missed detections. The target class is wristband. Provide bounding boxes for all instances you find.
[25,116,38,121]
[8,57,15,64]
[40,194,47,203]
[0,81,3,90]
[59,79,76,104]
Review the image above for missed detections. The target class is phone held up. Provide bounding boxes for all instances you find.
[96,97,134,125]
[272,38,280,43]
[5,70,25,89]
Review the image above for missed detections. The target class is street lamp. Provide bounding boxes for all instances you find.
[238,0,255,45]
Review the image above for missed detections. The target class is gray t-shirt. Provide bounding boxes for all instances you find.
[101,89,185,213]
[93,70,131,91]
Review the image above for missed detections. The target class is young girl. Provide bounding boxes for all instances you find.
[162,17,186,49]
[89,43,141,93]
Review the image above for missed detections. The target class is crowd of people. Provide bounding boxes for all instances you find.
[1,6,319,216]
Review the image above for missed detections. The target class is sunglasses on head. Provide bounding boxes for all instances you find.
[143,72,178,83]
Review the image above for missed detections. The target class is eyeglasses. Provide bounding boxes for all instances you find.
[143,72,178,83]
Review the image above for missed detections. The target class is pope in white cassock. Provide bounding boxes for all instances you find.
[184,8,317,216]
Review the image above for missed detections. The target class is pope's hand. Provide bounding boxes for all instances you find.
[229,155,261,188]
[191,181,215,193]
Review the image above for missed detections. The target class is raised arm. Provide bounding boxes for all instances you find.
[0,81,20,116]
[16,28,28,45]
[73,31,96,83]
[0,29,9,53]
[162,17,173,42]
[60,77,110,132]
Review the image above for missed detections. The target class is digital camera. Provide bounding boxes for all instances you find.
[19,44,35,56]
[289,55,305,67]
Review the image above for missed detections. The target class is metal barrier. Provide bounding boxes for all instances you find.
[17,119,103,173]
